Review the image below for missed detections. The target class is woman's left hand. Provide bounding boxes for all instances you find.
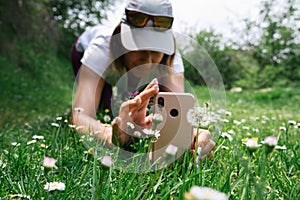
[191,129,216,159]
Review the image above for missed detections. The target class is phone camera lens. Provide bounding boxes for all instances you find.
[170,108,178,117]
[158,97,164,107]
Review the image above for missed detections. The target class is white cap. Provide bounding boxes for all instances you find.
[121,0,175,55]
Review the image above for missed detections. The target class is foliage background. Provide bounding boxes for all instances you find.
[0,0,116,126]
[0,0,299,128]
[183,0,300,89]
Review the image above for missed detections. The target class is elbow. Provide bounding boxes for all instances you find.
[70,107,87,125]
[70,111,76,126]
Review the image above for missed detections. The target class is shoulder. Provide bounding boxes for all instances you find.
[80,26,115,77]
[76,24,116,52]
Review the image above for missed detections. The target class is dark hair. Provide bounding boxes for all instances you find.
[109,23,175,74]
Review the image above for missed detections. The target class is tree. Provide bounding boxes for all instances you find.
[0,0,117,63]
[46,0,117,36]
[238,0,300,88]
[45,0,118,56]
[183,30,243,89]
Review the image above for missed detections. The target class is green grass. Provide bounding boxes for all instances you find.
[0,52,73,127]
[0,85,299,199]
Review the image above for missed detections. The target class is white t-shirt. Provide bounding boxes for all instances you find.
[76,25,184,77]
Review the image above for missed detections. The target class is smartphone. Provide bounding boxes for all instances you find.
[151,92,195,162]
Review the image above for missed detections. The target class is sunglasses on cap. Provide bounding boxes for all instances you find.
[125,9,174,30]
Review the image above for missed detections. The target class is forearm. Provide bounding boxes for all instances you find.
[71,112,113,147]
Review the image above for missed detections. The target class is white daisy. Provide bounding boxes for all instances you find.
[221,132,233,141]
[11,142,20,146]
[51,123,60,127]
[56,116,62,121]
[40,144,49,149]
[288,120,296,126]
[44,182,66,191]
[243,138,261,152]
[103,115,111,123]
[133,131,142,137]
[275,145,287,150]
[185,186,228,200]
[68,124,76,128]
[279,126,286,131]
[27,140,37,145]
[32,135,44,140]
[150,113,163,125]
[143,129,161,139]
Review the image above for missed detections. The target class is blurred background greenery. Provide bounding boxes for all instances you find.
[0,0,299,127]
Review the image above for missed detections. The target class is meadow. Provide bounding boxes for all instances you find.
[1,0,299,199]
[1,86,299,199]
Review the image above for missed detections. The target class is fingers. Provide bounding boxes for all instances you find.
[138,83,159,107]
[125,79,159,114]
[117,78,159,131]
[138,78,159,102]
[196,130,211,148]
[128,81,159,120]
[144,115,153,127]
[201,140,215,158]
[197,130,215,158]
[193,130,215,159]
[144,77,158,90]
[119,97,142,117]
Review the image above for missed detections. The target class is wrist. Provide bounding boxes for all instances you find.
[94,120,113,147]
[111,117,131,146]
[111,118,122,145]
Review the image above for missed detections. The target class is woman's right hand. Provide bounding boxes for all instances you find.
[112,78,159,145]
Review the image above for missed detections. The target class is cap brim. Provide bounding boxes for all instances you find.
[121,23,175,55]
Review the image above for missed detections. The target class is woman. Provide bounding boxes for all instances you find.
[71,0,215,158]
